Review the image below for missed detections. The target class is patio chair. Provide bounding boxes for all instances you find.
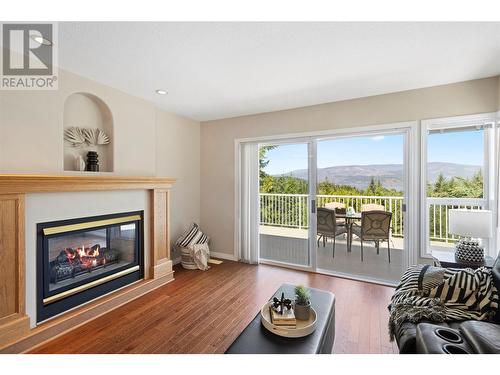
[361,203,385,212]
[360,203,396,248]
[351,211,392,262]
[325,201,346,225]
[317,208,347,258]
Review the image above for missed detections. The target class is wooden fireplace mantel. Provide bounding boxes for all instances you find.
[0,174,176,352]
[0,174,176,193]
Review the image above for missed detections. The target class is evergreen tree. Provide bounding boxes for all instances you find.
[259,145,277,179]
[428,170,483,199]
[367,177,377,195]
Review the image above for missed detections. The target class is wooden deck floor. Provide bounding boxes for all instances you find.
[30,261,398,354]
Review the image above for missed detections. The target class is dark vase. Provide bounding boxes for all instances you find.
[86,151,99,172]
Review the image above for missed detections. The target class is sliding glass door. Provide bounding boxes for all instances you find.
[315,132,408,283]
[246,123,416,284]
[258,142,313,268]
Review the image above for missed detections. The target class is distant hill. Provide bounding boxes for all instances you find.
[275,162,481,191]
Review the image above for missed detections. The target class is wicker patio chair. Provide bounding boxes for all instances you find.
[325,201,346,225]
[317,208,347,258]
[351,210,393,262]
[361,203,385,212]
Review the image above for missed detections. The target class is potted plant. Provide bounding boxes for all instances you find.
[294,285,311,320]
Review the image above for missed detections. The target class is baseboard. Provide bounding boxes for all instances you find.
[152,259,173,278]
[210,251,238,261]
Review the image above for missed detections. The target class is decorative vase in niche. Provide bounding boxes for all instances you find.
[86,151,99,172]
[74,155,86,171]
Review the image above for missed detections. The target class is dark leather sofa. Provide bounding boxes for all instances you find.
[394,253,500,354]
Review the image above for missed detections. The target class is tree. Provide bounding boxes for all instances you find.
[366,177,377,195]
[259,145,276,179]
[434,173,446,194]
[317,180,362,196]
[428,170,483,198]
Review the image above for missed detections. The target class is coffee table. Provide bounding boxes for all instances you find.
[225,283,335,354]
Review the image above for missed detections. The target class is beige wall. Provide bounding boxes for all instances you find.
[0,69,157,174]
[0,67,201,250]
[200,76,500,256]
[156,109,201,258]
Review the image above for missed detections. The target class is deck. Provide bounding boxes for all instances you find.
[260,225,405,284]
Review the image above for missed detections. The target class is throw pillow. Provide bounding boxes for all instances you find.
[176,222,210,249]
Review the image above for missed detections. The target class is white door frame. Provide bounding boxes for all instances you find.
[234,120,419,282]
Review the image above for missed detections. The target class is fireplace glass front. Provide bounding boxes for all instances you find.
[47,225,137,292]
[37,211,143,322]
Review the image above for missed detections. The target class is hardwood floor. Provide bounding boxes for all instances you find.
[30,261,398,354]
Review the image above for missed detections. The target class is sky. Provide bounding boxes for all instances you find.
[262,131,484,175]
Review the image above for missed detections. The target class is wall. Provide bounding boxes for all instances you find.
[155,110,201,258]
[0,67,201,252]
[0,69,156,175]
[200,76,500,257]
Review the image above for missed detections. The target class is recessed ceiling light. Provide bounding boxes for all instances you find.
[156,89,168,95]
[30,34,52,46]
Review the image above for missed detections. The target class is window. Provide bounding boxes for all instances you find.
[421,114,496,257]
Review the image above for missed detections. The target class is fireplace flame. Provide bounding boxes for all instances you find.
[64,244,101,269]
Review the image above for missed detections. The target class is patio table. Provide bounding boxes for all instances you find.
[335,212,361,252]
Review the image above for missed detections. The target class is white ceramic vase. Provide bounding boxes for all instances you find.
[75,155,86,171]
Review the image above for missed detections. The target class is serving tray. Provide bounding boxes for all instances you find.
[260,302,317,338]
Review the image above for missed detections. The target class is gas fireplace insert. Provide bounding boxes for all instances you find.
[37,211,144,323]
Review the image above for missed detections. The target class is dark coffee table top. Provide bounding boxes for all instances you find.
[225,283,335,354]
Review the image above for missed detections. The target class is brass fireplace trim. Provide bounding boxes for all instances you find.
[43,265,140,305]
[43,214,142,236]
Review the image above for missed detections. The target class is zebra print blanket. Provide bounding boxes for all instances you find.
[388,265,499,340]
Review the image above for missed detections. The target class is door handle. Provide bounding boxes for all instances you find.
[311,199,316,214]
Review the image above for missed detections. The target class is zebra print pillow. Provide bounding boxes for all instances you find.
[176,222,210,249]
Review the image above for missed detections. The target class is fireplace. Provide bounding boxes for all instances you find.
[37,211,144,322]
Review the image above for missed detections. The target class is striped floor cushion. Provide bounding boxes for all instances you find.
[176,223,210,270]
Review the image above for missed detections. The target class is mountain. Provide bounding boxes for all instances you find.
[275,162,481,191]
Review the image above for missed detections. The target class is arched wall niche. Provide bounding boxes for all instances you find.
[63,92,114,172]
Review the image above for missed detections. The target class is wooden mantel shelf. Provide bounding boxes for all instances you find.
[0,174,176,194]
[0,174,176,351]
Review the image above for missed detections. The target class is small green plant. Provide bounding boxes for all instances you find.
[295,285,311,306]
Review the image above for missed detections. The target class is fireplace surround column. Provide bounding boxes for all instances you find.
[150,189,173,279]
[0,194,30,345]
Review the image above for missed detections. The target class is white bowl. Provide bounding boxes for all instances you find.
[260,302,317,338]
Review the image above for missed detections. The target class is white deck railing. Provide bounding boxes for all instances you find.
[260,193,485,242]
[426,197,485,243]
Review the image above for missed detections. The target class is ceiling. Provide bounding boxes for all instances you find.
[58,22,500,121]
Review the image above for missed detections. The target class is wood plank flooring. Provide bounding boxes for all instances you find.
[30,261,398,354]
